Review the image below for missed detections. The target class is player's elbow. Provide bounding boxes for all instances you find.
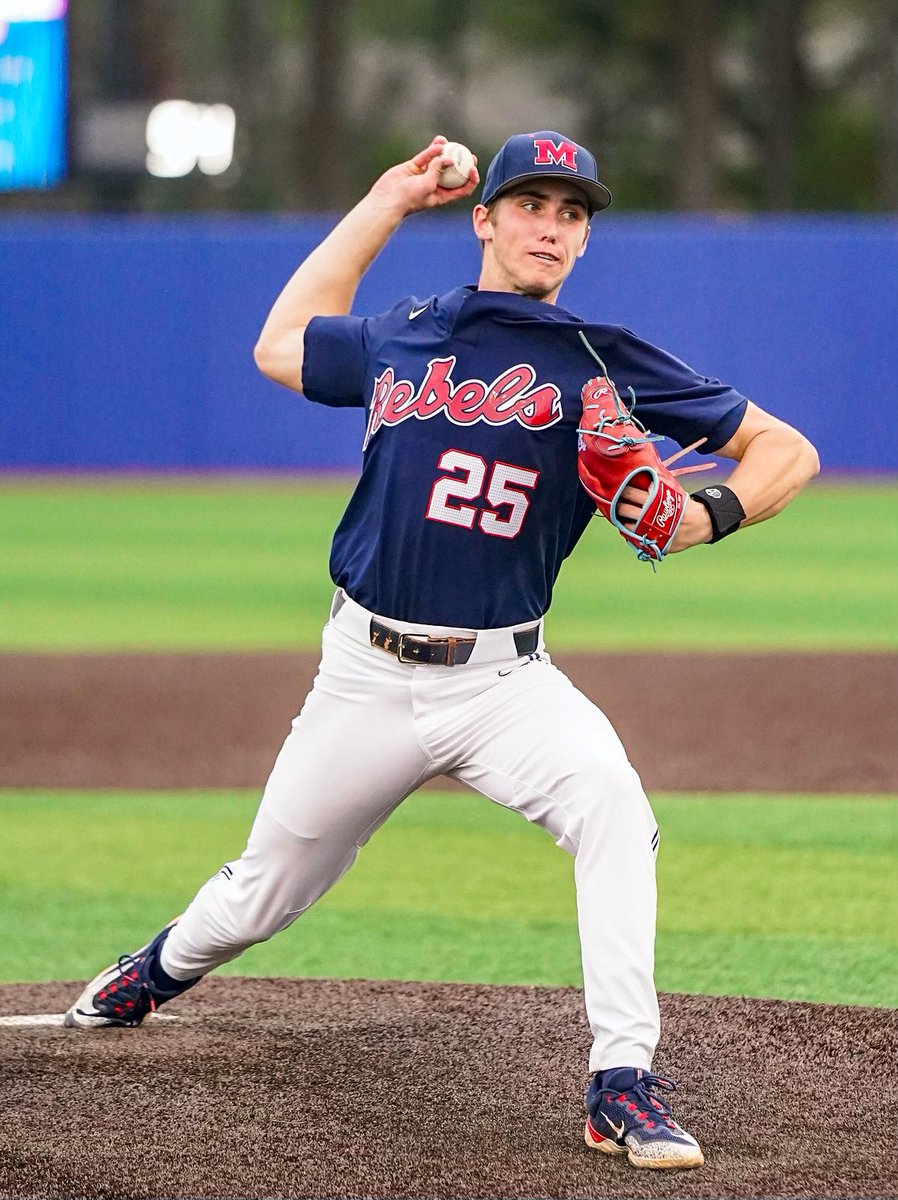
[253,329,305,392]
[805,440,821,482]
[752,416,820,486]
[772,424,820,492]
[253,335,276,377]
[794,430,820,483]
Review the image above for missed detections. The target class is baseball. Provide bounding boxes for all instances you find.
[438,142,475,189]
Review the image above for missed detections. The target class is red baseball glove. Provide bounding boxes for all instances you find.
[576,351,711,566]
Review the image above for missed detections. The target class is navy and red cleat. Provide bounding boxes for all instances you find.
[585,1067,704,1169]
[64,923,198,1029]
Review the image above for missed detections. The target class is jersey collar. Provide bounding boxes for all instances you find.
[451,285,585,329]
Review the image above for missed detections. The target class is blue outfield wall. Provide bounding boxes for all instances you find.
[1,214,897,471]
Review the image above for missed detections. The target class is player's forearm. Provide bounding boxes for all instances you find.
[723,424,820,527]
[254,138,477,392]
[253,193,406,389]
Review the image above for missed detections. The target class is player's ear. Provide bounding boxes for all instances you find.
[576,223,591,259]
[472,204,494,243]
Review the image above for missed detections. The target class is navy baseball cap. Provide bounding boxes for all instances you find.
[481,131,612,215]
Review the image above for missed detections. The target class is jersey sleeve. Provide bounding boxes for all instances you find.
[301,315,369,409]
[612,329,748,453]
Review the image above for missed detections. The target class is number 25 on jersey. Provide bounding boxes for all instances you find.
[425,449,539,540]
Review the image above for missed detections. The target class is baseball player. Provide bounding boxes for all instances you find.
[65,132,819,1171]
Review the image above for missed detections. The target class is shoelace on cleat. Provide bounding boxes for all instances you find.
[93,952,156,1024]
[595,1072,683,1134]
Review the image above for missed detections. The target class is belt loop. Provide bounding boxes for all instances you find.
[512,625,540,657]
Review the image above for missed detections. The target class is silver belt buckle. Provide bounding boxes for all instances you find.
[396,632,422,664]
[396,632,460,665]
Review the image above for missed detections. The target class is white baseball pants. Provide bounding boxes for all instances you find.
[162,592,661,1072]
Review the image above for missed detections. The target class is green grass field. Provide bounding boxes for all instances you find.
[2,790,895,1007]
[1,477,895,649]
[1,477,895,1006]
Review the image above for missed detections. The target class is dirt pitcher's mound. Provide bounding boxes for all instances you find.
[0,978,894,1200]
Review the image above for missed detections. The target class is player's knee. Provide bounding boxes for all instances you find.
[572,751,644,806]
[562,758,648,839]
[205,875,309,949]
[226,905,298,950]
[601,758,646,803]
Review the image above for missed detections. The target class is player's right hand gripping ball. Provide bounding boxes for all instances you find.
[438,142,475,188]
[576,369,688,565]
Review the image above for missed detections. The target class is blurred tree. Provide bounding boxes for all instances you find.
[875,0,898,208]
[350,0,476,193]
[303,0,352,208]
[792,0,881,210]
[428,0,474,144]
[215,2,274,208]
[468,0,674,208]
[670,0,721,208]
[3,0,895,214]
[758,0,805,208]
[87,0,174,210]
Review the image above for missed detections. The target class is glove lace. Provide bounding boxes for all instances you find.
[575,331,663,454]
[634,537,662,565]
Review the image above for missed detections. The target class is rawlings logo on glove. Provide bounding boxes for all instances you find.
[575,336,711,566]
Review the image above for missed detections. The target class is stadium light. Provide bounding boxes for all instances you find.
[145,100,235,178]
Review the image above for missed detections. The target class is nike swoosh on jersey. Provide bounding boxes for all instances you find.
[408,303,429,320]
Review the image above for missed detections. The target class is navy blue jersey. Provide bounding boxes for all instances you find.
[302,287,747,628]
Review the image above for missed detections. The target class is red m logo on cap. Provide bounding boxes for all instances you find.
[532,139,578,169]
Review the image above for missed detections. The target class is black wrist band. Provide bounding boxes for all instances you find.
[691,485,746,543]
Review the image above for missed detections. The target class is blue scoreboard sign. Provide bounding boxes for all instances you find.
[0,1,67,189]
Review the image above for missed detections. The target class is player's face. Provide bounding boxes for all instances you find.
[473,181,591,303]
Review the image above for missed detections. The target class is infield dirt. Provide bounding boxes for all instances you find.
[1,650,894,792]
[1,650,896,1199]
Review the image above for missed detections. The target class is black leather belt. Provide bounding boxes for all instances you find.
[369,618,539,667]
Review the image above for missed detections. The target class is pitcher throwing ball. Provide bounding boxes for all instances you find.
[66,132,818,1171]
